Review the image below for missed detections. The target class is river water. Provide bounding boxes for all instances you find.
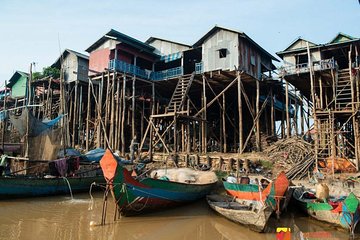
[0,192,354,240]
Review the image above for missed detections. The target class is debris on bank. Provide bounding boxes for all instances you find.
[264,137,315,180]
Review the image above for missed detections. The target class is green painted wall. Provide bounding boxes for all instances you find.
[11,75,27,98]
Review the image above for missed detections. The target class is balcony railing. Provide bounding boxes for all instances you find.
[195,62,203,74]
[109,59,151,79]
[280,58,336,76]
[151,67,183,81]
[109,59,184,81]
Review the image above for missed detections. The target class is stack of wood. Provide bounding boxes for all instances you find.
[264,137,315,180]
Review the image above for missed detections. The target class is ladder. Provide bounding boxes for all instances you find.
[166,72,195,113]
[335,68,352,110]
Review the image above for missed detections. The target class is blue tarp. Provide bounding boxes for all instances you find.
[83,148,131,164]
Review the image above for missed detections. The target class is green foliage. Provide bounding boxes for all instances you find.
[32,66,60,80]
[32,72,43,80]
[43,66,60,79]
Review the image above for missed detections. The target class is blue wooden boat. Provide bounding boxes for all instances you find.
[100,149,218,216]
[0,175,105,199]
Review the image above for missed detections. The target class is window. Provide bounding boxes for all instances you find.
[250,56,256,66]
[219,48,227,58]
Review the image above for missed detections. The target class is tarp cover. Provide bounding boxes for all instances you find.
[9,108,63,137]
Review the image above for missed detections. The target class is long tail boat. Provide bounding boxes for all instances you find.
[100,149,218,216]
[207,194,272,232]
[293,187,360,236]
[222,171,290,217]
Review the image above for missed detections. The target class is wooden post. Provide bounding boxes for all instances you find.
[149,82,155,161]
[300,94,304,136]
[72,81,78,147]
[270,87,275,136]
[202,75,207,153]
[222,93,227,153]
[86,79,91,151]
[104,71,110,147]
[132,76,136,139]
[97,74,104,148]
[307,41,319,170]
[109,73,116,148]
[294,88,298,136]
[285,80,290,138]
[121,74,126,155]
[78,84,83,147]
[114,75,120,150]
[256,79,260,151]
[237,72,243,153]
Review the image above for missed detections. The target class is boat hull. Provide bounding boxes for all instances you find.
[207,194,272,232]
[293,188,360,234]
[0,175,105,199]
[100,149,217,216]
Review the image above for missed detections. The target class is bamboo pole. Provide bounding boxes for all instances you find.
[256,79,260,151]
[72,81,78,147]
[202,75,207,153]
[237,72,243,153]
[194,76,238,117]
[97,74,104,148]
[104,71,110,147]
[222,93,227,153]
[114,75,120,150]
[86,79,91,151]
[285,80,290,138]
[78,84,83,147]
[132,76,136,139]
[121,74,126,155]
[110,73,116,148]
[307,41,319,170]
[270,87,275,136]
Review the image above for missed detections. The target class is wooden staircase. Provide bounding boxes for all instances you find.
[335,68,352,110]
[166,73,195,113]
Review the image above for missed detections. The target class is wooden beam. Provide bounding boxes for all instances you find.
[194,76,238,117]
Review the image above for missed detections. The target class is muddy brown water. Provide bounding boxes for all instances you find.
[0,192,355,240]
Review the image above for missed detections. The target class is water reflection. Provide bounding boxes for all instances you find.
[0,193,355,240]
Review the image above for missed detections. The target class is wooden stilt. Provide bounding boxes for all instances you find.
[256,79,260,151]
[121,74,126,155]
[285,80,290,138]
[237,72,243,153]
[86,79,91,151]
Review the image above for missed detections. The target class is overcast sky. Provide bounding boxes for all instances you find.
[0,0,359,85]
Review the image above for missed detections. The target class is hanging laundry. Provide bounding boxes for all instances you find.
[54,158,68,177]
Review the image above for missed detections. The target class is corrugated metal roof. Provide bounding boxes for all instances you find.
[145,37,191,48]
[85,29,158,57]
[277,33,360,58]
[51,49,89,68]
[193,25,279,62]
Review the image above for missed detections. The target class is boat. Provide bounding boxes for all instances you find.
[0,174,104,199]
[207,194,272,232]
[100,149,218,216]
[293,187,360,236]
[0,155,106,199]
[222,171,290,216]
